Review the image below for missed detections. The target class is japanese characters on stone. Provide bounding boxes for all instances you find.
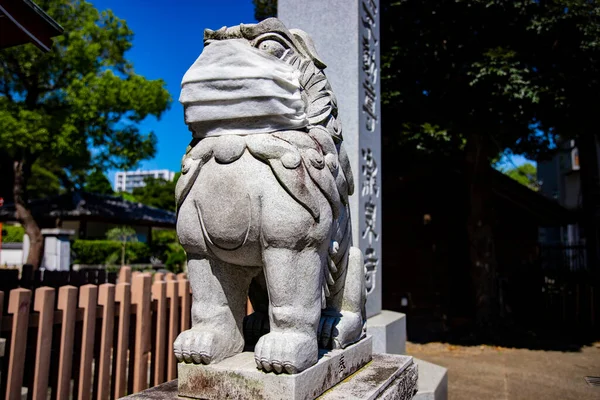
[359,0,381,296]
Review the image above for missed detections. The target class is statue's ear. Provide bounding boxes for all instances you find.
[289,28,327,70]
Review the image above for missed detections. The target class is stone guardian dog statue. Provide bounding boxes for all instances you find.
[174,18,366,374]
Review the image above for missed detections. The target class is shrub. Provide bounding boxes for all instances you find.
[2,225,25,243]
[127,242,152,262]
[72,240,151,265]
[165,243,186,274]
[151,229,186,273]
[151,229,177,258]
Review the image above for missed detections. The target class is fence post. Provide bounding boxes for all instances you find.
[152,279,167,385]
[97,284,115,400]
[179,278,191,333]
[114,282,131,399]
[6,288,32,400]
[166,279,179,381]
[132,274,152,393]
[77,285,98,400]
[118,266,132,284]
[56,286,77,400]
[32,287,55,400]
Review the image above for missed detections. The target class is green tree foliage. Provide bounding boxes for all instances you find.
[72,239,150,265]
[2,225,25,243]
[27,162,62,199]
[131,172,180,212]
[0,0,171,268]
[106,226,138,266]
[381,0,600,323]
[382,0,600,159]
[84,168,113,195]
[117,191,137,203]
[252,0,277,21]
[151,229,186,273]
[501,163,539,191]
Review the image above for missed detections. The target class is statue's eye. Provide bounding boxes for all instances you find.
[257,39,287,58]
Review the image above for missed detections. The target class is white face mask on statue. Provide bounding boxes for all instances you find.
[180,39,308,138]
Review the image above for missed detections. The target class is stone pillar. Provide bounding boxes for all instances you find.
[278,6,450,398]
[279,1,408,353]
[40,229,75,271]
[279,0,383,319]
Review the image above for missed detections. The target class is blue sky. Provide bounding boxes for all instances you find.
[495,153,535,172]
[89,0,258,184]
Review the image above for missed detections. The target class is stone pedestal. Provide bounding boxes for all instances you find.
[320,354,417,400]
[413,359,448,400]
[366,312,448,400]
[367,310,406,354]
[121,353,417,400]
[178,337,373,400]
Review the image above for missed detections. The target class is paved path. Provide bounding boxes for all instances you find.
[407,341,600,400]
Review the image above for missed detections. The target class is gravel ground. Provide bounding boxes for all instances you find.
[407,341,600,400]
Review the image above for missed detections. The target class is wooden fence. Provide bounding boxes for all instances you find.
[0,267,191,400]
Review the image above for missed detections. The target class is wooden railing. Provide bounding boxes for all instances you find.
[0,267,191,400]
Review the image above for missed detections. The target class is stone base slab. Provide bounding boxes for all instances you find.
[413,358,448,400]
[121,353,417,400]
[178,337,373,400]
[367,310,407,354]
[320,354,417,400]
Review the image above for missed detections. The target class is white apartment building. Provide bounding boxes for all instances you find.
[114,169,176,193]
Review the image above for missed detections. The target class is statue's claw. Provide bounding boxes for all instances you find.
[254,332,317,374]
[318,311,364,350]
[174,328,238,365]
[317,314,340,349]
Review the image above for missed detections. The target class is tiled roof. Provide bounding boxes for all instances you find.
[0,191,176,227]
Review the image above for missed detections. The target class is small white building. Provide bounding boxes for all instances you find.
[0,243,23,267]
[114,169,176,193]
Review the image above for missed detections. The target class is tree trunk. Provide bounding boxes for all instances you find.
[465,134,498,328]
[577,133,600,271]
[13,160,44,269]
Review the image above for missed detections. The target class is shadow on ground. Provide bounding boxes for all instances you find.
[406,315,600,352]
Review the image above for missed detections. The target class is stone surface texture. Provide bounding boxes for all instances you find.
[174,17,367,375]
[367,310,406,354]
[121,352,417,400]
[413,358,448,400]
[279,0,383,319]
[178,337,372,400]
[365,312,447,400]
[320,354,417,400]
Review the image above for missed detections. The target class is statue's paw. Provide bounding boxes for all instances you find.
[254,332,318,374]
[319,311,364,349]
[174,328,237,364]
